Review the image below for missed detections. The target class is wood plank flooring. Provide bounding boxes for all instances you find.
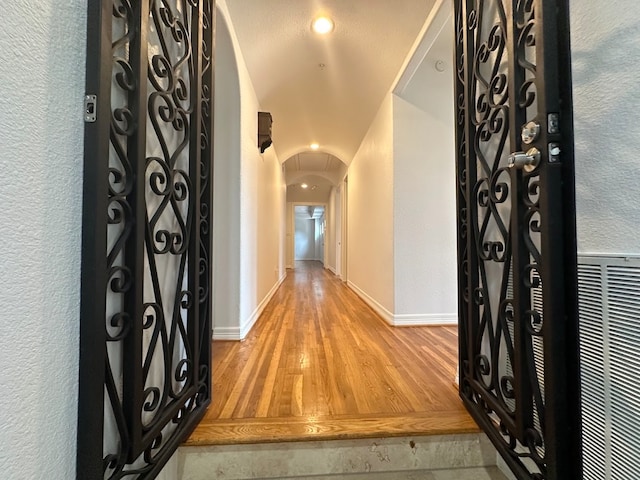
[186,261,479,445]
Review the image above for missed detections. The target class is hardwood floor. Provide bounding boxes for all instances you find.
[186,261,479,445]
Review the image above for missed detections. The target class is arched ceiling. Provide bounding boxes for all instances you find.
[283,152,347,186]
[224,0,437,164]
[286,174,334,203]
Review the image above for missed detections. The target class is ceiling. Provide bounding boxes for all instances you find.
[224,0,437,164]
[283,151,346,187]
[284,152,343,174]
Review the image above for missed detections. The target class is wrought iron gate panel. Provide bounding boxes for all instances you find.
[454,1,581,479]
[79,1,214,478]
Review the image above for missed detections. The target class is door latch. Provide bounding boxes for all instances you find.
[84,95,97,123]
[508,147,540,172]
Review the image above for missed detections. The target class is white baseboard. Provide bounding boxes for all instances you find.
[347,281,394,325]
[326,265,337,275]
[347,281,457,327]
[212,325,243,341]
[213,272,287,341]
[393,313,457,326]
[240,272,287,339]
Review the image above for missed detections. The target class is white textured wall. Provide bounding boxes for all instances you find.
[215,0,286,338]
[213,7,242,336]
[238,46,259,326]
[233,28,286,333]
[570,5,640,480]
[238,83,285,327]
[295,217,316,260]
[571,0,640,255]
[347,95,395,314]
[255,144,286,302]
[0,1,85,478]
[315,216,325,263]
[286,202,294,268]
[334,186,344,277]
[326,189,337,272]
[393,94,457,318]
[392,19,457,320]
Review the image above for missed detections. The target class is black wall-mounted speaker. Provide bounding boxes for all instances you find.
[258,112,273,153]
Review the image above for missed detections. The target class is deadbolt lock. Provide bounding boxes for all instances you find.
[508,147,540,173]
[521,121,540,145]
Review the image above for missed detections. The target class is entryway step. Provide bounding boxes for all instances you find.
[178,433,502,480]
[275,467,507,479]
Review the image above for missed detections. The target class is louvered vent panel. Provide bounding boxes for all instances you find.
[607,265,640,479]
[531,270,544,460]
[577,263,607,480]
[505,263,515,413]
[578,256,640,480]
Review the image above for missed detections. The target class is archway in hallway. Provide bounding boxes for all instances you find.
[283,153,349,279]
[212,6,242,338]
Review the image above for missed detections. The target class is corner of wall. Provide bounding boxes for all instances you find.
[346,93,395,315]
[214,271,288,341]
[347,281,394,326]
[389,21,458,322]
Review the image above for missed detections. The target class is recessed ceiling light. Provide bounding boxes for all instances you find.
[312,16,334,35]
[301,183,308,189]
[310,143,319,150]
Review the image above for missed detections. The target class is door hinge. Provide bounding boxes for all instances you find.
[84,95,97,123]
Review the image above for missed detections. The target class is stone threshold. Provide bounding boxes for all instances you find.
[178,433,502,480]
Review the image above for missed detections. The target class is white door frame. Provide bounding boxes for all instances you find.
[290,202,328,267]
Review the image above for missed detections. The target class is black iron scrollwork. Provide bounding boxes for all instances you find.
[467,0,519,430]
[82,1,214,478]
[455,1,552,478]
[103,1,138,476]
[196,0,213,407]
[514,0,547,474]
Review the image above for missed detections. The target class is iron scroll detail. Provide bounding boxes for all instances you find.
[79,1,215,478]
[454,0,581,479]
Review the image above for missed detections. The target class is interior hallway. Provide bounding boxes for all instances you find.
[187,261,478,446]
